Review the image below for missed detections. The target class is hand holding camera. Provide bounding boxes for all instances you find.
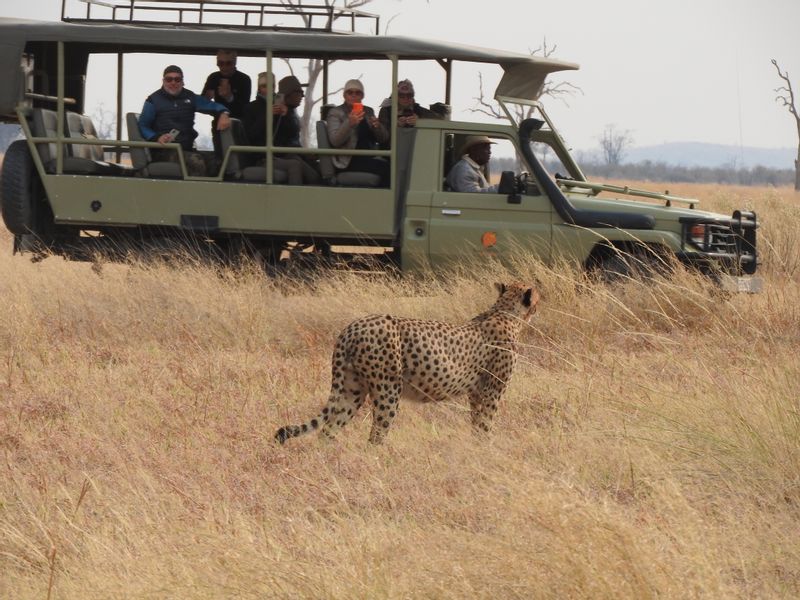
[158,128,180,144]
[349,102,365,126]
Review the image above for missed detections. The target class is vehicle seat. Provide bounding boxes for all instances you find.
[30,108,119,175]
[125,112,182,178]
[442,132,456,190]
[219,118,288,183]
[64,112,132,175]
[316,121,381,187]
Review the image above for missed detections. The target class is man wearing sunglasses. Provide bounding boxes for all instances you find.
[138,65,232,176]
[203,50,252,158]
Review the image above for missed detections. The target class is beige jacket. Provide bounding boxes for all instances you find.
[326,103,389,169]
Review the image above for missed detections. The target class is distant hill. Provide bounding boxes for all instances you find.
[623,142,796,170]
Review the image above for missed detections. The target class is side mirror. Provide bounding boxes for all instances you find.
[499,171,521,204]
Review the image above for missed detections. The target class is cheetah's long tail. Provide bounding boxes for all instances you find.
[274,412,325,445]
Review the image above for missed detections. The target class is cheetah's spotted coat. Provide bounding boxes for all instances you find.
[275,282,539,444]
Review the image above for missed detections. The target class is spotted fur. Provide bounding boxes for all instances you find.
[275,282,540,445]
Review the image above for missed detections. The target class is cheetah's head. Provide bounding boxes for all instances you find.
[494,282,540,321]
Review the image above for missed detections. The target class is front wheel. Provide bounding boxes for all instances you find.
[591,246,674,284]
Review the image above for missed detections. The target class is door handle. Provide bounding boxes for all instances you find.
[441,209,461,216]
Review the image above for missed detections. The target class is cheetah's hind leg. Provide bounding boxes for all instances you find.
[275,366,366,445]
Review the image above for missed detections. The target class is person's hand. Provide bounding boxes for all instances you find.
[272,103,288,116]
[368,116,381,129]
[216,112,231,131]
[157,133,173,144]
[348,110,364,127]
[404,114,418,127]
[216,78,233,101]
[398,116,407,127]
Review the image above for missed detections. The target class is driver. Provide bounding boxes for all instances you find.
[446,135,498,193]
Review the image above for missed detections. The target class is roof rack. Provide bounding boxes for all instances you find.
[60,0,381,34]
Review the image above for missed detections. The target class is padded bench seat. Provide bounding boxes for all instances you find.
[31,108,132,176]
[219,118,288,183]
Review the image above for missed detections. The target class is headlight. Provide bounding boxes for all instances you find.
[688,224,707,249]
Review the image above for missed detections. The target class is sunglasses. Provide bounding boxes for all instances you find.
[163,76,183,83]
[398,92,414,98]
[345,89,363,96]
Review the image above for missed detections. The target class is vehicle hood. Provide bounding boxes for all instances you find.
[567,193,729,223]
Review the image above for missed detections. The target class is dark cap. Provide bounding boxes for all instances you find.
[163,65,183,77]
[278,75,303,96]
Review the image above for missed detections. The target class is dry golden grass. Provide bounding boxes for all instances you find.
[1,182,799,599]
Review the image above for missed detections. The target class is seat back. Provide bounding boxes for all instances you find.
[65,112,105,161]
[126,112,151,170]
[315,120,381,187]
[30,108,59,166]
[79,115,105,161]
[219,118,255,177]
[315,120,336,181]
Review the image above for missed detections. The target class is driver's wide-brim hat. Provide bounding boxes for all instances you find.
[460,135,496,155]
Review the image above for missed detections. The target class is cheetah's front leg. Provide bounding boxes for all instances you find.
[468,383,507,433]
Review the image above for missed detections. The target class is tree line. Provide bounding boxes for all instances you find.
[490,156,795,187]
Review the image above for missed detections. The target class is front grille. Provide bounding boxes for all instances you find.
[681,210,758,274]
[703,223,739,254]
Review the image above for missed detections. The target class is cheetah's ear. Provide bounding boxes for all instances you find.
[494,282,506,296]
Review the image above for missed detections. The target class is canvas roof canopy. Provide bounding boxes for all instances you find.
[0,17,579,115]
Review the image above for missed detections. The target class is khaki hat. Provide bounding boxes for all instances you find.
[278,75,303,95]
[344,78,364,93]
[461,135,496,155]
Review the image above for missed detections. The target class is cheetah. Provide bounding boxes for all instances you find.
[275,282,540,445]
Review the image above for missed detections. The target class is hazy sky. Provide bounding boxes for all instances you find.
[2,0,799,152]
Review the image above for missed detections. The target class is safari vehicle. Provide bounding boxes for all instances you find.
[0,0,759,289]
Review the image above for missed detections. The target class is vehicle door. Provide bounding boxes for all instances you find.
[429,133,553,268]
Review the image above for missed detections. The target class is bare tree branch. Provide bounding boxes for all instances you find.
[468,72,505,119]
[276,0,378,146]
[598,124,633,167]
[771,58,800,190]
[772,59,798,117]
[471,38,583,122]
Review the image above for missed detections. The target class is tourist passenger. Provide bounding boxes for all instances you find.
[326,78,390,186]
[377,79,441,147]
[445,135,499,193]
[242,71,284,147]
[242,72,319,185]
[203,50,252,156]
[138,65,231,176]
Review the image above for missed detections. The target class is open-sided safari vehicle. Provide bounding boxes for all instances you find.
[0,0,759,290]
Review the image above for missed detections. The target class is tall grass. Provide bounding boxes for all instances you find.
[1,182,799,598]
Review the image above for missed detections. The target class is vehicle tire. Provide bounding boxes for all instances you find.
[595,247,671,284]
[1,140,40,235]
[594,253,633,284]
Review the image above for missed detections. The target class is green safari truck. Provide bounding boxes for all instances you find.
[0,1,758,289]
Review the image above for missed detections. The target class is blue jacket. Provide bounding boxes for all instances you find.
[139,87,229,150]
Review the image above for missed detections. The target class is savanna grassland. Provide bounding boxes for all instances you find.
[1,182,799,599]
